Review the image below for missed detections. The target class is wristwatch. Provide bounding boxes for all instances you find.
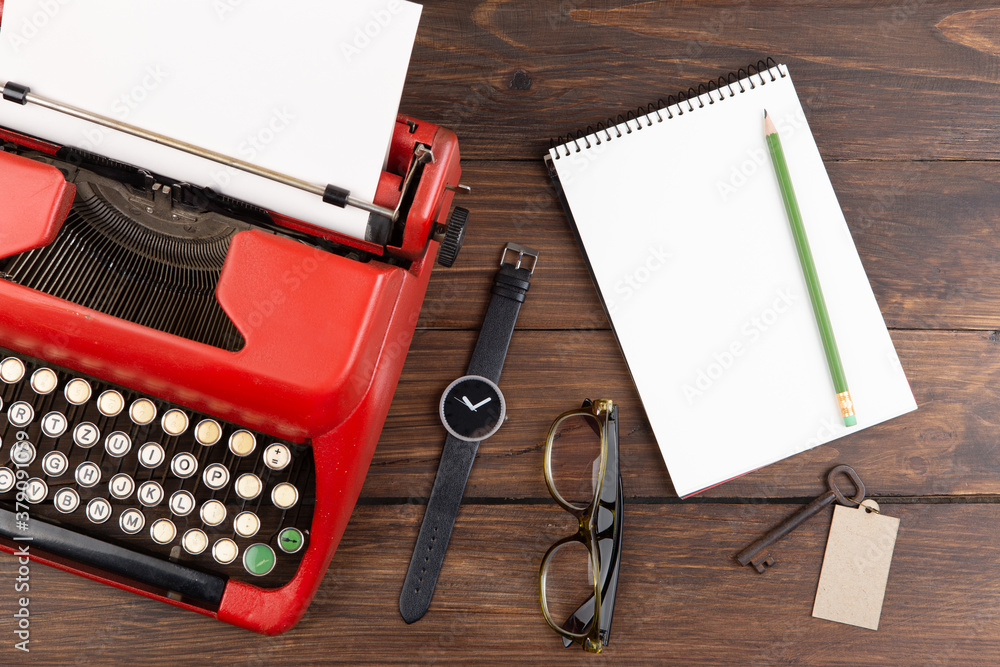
[399,242,538,623]
[439,375,506,442]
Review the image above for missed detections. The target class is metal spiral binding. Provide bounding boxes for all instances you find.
[549,57,788,158]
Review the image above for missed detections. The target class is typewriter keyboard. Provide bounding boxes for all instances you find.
[0,347,315,596]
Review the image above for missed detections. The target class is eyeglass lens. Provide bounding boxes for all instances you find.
[544,540,597,628]
[549,413,603,510]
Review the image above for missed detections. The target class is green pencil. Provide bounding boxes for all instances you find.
[764,109,856,427]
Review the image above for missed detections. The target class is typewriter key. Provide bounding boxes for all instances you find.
[212,538,239,565]
[138,481,164,507]
[53,487,80,514]
[8,401,34,428]
[169,490,195,516]
[105,431,132,457]
[30,368,58,395]
[202,463,230,490]
[150,519,177,545]
[98,390,124,417]
[271,482,299,510]
[243,543,276,577]
[41,411,68,438]
[183,529,209,555]
[278,528,305,554]
[109,473,135,500]
[138,442,165,468]
[120,508,145,535]
[234,511,260,538]
[130,399,157,426]
[64,378,92,405]
[41,451,69,477]
[195,419,222,446]
[85,498,112,524]
[73,422,100,448]
[171,452,198,479]
[24,478,47,504]
[75,462,102,488]
[235,473,262,500]
[0,357,24,384]
[0,467,14,493]
[229,430,257,457]
[200,500,227,527]
[10,441,35,466]
[161,409,190,437]
[264,443,292,471]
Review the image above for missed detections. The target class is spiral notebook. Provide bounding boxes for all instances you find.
[545,62,916,497]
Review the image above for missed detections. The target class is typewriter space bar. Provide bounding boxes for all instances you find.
[0,509,226,606]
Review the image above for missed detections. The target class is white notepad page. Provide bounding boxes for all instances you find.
[0,0,422,239]
[548,65,916,497]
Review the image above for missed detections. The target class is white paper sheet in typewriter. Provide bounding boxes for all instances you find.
[0,0,422,239]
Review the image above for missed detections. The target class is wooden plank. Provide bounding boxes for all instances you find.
[7,503,998,664]
[366,328,999,499]
[839,162,1000,331]
[420,160,1000,332]
[401,1,1000,161]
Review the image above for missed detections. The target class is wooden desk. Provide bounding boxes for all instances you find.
[6,2,1000,664]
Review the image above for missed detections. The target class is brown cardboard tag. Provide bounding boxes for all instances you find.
[812,499,899,630]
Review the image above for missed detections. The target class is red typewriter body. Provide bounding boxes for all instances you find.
[0,107,462,633]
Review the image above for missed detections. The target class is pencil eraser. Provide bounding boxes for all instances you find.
[844,415,857,427]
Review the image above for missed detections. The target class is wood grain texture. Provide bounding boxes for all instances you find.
[937,9,1000,56]
[5,503,999,665]
[400,1,1000,161]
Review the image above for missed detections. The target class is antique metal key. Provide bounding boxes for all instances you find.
[736,465,865,573]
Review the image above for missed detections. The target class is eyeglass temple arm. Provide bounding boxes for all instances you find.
[562,407,623,647]
[561,471,624,647]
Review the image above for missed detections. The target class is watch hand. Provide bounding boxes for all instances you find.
[469,397,492,410]
[456,396,477,411]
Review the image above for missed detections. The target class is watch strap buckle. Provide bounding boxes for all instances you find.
[500,242,538,274]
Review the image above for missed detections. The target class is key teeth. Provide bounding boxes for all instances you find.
[751,554,775,573]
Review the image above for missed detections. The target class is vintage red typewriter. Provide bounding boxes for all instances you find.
[0,20,468,639]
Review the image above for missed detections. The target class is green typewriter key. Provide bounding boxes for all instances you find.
[278,528,304,554]
[243,544,276,576]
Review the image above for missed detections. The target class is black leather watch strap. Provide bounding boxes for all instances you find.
[398,433,476,624]
[399,243,537,624]
[466,260,532,383]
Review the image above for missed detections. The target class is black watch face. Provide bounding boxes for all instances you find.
[440,375,506,442]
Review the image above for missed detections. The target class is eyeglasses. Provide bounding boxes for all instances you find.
[539,399,623,654]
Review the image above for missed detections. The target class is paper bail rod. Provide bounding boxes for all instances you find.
[0,80,396,221]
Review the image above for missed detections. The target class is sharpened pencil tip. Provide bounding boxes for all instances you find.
[763,110,778,136]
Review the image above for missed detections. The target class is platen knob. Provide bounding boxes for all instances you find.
[436,207,469,268]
